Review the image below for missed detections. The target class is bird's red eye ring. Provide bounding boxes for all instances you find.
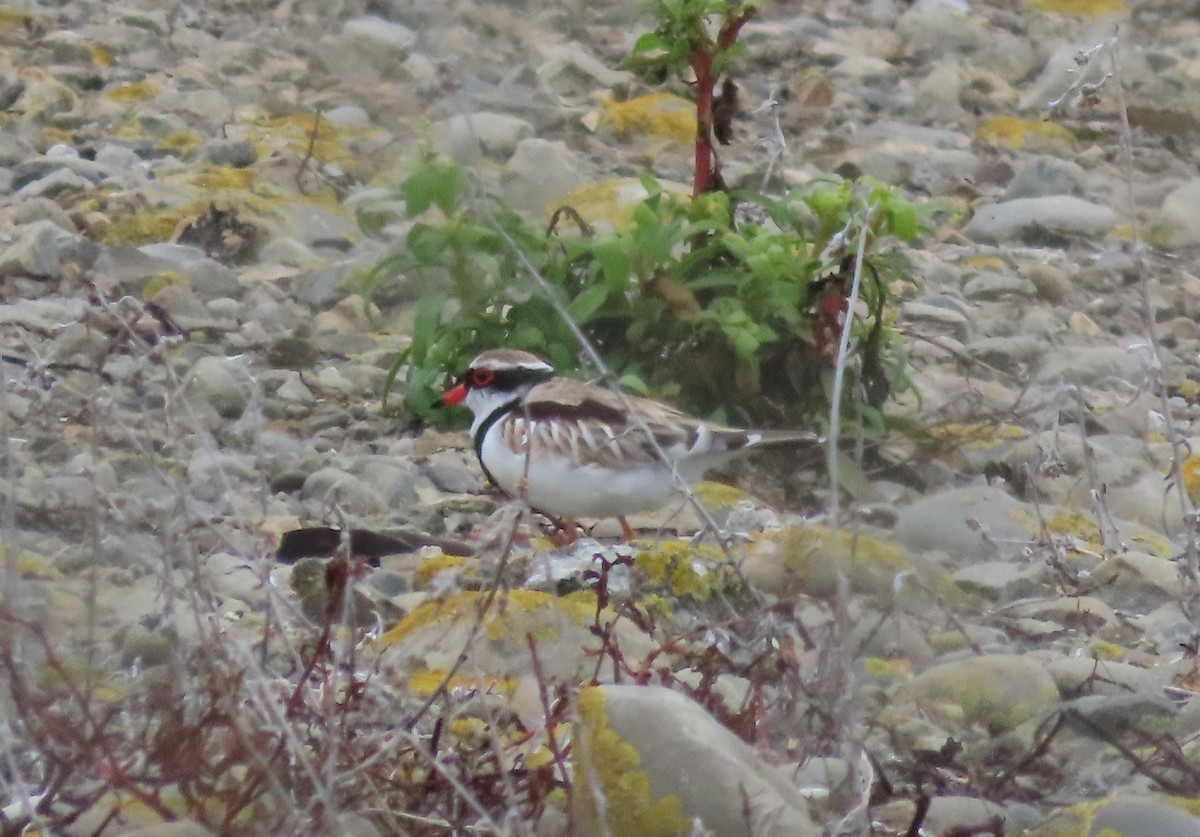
[470,368,495,387]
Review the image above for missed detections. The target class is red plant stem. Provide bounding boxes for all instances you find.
[689,12,751,198]
[691,46,715,198]
[525,634,573,806]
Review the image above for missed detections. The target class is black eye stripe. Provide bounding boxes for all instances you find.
[467,366,552,390]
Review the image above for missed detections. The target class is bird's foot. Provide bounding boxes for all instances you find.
[542,517,583,547]
[618,516,637,543]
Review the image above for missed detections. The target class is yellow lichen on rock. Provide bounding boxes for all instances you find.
[157,129,203,157]
[634,540,722,602]
[102,79,161,104]
[572,686,689,837]
[926,421,1026,449]
[192,165,256,190]
[1026,0,1127,18]
[243,112,380,170]
[102,205,189,246]
[600,93,696,144]
[141,271,188,302]
[412,551,471,589]
[407,667,517,698]
[0,9,39,33]
[975,116,1075,150]
[748,525,911,597]
[379,589,596,647]
[1180,454,1200,504]
[555,177,690,231]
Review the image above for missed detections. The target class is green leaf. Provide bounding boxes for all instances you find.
[633,32,666,53]
[888,200,919,241]
[407,291,448,363]
[402,156,467,216]
[619,373,651,395]
[568,284,610,322]
[591,241,632,289]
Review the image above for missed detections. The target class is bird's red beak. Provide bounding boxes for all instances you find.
[441,382,468,406]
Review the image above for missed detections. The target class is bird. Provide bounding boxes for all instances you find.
[441,348,820,543]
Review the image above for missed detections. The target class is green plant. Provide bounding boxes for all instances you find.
[359,0,924,430]
[625,0,755,197]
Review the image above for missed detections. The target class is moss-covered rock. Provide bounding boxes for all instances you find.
[744,524,912,597]
[572,685,822,836]
[906,653,1061,734]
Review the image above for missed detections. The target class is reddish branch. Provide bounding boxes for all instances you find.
[689,11,752,197]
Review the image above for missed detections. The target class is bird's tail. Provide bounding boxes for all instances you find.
[747,429,824,446]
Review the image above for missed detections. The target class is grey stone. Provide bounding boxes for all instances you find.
[275,203,359,249]
[1035,344,1147,386]
[341,16,416,55]
[1158,178,1200,246]
[962,272,1037,300]
[422,453,483,494]
[355,457,421,507]
[430,112,534,163]
[367,570,408,597]
[0,220,94,280]
[12,196,75,231]
[912,60,967,123]
[1087,551,1180,612]
[896,3,988,56]
[119,624,174,667]
[137,243,240,297]
[966,196,1118,243]
[204,138,257,167]
[536,42,634,102]
[13,167,95,199]
[311,16,417,82]
[1004,156,1084,199]
[1090,796,1200,837]
[952,561,1045,601]
[900,300,972,340]
[500,138,588,215]
[275,371,315,403]
[969,334,1046,367]
[303,467,385,514]
[0,131,33,168]
[323,105,372,127]
[94,142,146,171]
[11,155,111,190]
[894,486,1029,561]
[186,356,250,419]
[1019,262,1072,303]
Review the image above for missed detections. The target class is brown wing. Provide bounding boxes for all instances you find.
[505,379,753,467]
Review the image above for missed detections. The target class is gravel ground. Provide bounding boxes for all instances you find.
[5,0,1200,835]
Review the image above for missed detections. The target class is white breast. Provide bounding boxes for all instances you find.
[478,419,683,519]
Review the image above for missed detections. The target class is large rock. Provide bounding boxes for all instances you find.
[1025,795,1200,837]
[966,196,1118,243]
[906,654,1060,734]
[572,685,824,836]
